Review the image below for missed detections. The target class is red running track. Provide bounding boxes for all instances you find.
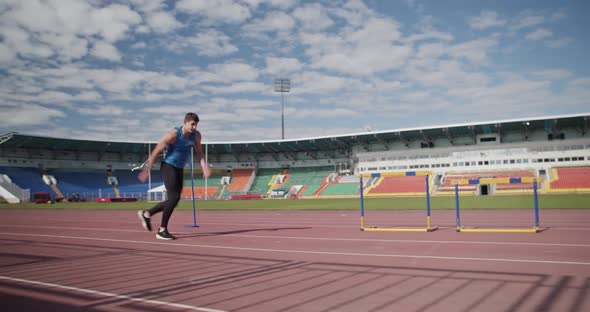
[0,209,589,312]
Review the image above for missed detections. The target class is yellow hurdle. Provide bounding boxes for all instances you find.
[360,173,438,232]
[454,179,541,234]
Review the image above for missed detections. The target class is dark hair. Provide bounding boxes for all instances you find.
[184,112,199,123]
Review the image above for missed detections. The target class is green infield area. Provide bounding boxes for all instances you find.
[1,194,589,210]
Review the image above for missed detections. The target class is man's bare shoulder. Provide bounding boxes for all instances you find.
[162,129,178,144]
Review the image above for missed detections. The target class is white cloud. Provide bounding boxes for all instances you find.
[0,103,65,127]
[302,17,410,75]
[446,78,553,111]
[35,91,75,105]
[0,0,141,64]
[290,107,358,119]
[266,0,297,9]
[38,32,89,61]
[143,105,202,115]
[331,0,373,28]
[310,44,411,75]
[87,4,142,42]
[545,37,573,48]
[293,3,334,31]
[243,11,296,34]
[405,60,490,89]
[531,69,572,81]
[187,30,238,57]
[76,104,126,116]
[0,43,17,64]
[468,10,506,30]
[0,1,587,142]
[129,0,165,13]
[526,28,552,41]
[550,10,567,22]
[512,13,545,30]
[176,0,251,24]
[297,72,352,94]
[146,11,182,33]
[449,37,498,63]
[131,42,147,49]
[0,25,55,60]
[198,62,260,83]
[265,57,303,75]
[90,41,122,62]
[209,97,275,109]
[405,30,454,43]
[416,42,447,60]
[202,81,268,94]
[568,78,590,88]
[347,17,402,43]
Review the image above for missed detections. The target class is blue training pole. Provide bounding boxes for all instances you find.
[534,181,540,228]
[426,174,431,217]
[455,183,461,228]
[186,146,199,227]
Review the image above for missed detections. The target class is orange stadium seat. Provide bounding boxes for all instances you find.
[550,167,590,189]
[228,168,254,192]
[181,186,218,198]
[368,176,425,194]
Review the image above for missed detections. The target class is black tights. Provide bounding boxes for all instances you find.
[148,162,183,228]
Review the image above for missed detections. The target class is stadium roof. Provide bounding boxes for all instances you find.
[1,112,588,156]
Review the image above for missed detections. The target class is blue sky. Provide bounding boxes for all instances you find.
[1,0,588,143]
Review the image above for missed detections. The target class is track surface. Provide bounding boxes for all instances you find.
[1,209,589,311]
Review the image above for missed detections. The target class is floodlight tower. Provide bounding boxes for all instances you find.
[274,78,290,140]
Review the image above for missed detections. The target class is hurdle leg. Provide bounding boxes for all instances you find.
[425,174,438,231]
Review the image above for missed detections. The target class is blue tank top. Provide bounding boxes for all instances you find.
[163,127,196,169]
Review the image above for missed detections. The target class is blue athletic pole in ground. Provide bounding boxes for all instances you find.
[186,146,199,228]
[426,174,432,228]
[455,183,461,230]
[360,176,365,230]
[534,181,540,228]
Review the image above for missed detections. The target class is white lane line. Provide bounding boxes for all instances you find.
[42,217,590,231]
[0,225,146,233]
[1,225,588,248]
[1,232,590,266]
[0,275,227,312]
[206,234,590,248]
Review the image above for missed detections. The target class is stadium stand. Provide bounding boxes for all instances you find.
[181,169,224,199]
[281,166,333,196]
[438,170,536,194]
[0,167,52,195]
[0,166,165,201]
[228,168,254,192]
[248,168,281,195]
[549,166,590,192]
[48,169,112,198]
[114,169,163,196]
[367,175,426,195]
[1,114,589,203]
[321,183,359,195]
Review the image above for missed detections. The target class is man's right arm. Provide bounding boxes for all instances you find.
[138,130,176,182]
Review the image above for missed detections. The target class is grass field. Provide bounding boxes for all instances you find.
[1,194,589,210]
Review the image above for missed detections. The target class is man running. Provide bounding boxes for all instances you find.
[137,112,210,240]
